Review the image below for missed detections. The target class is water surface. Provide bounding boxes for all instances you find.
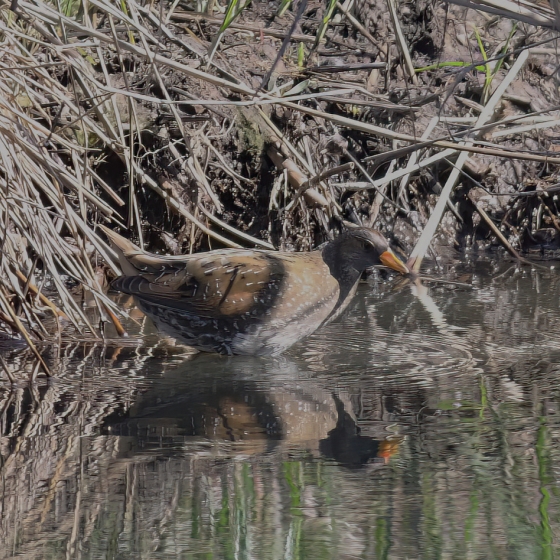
[2,262,560,559]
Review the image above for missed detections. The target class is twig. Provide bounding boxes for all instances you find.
[407,49,530,272]
[268,147,329,209]
[343,149,409,213]
[197,204,276,249]
[13,267,69,320]
[397,117,439,204]
[281,101,560,164]
[306,62,386,73]
[304,162,355,188]
[0,289,51,377]
[335,1,382,51]
[445,0,554,28]
[258,0,307,92]
[386,0,417,83]
[172,10,319,44]
[468,192,533,264]
[102,302,128,337]
[153,178,243,248]
[0,354,16,383]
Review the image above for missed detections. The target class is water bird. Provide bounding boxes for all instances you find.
[100,226,408,355]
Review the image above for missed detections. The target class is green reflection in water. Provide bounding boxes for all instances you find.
[375,517,390,560]
[537,417,553,560]
[284,461,303,512]
[421,470,442,560]
[217,479,233,560]
[464,485,479,547]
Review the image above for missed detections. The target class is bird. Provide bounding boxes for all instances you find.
[100,226,408,356]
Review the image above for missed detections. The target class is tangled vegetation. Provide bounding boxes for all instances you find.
[0,0,560,374]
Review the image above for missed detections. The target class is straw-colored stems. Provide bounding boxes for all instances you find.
[0,289,51,377]
[267,147,329,209]
[0,355,16,384]
[387,0,417,83]
[407,48,530,272]
[467,192,524,261]
[197,205,275,250]
[13,267,69,321]
[102,302,128,337]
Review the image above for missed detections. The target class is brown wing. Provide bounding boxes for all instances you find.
[112,250,285,318]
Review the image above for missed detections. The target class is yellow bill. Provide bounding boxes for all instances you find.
[380,249,409,274]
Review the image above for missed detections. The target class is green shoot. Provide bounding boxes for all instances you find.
[60,0,80,17]
[476,24,517,104]
[207,0,252,66]
[314,0,337,47]
[277,0,294,17]
[473,27,491,103]
[119,0,135,45]
[417,23,517,107]
[297,42,305,67]
[493,22,518,78]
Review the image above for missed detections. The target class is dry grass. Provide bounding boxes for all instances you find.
[0,0,559,368]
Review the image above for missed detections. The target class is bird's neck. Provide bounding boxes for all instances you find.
[318,241,364,325]
[321,241,363,288]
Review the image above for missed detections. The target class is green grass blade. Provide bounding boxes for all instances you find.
[493,22,518,77]
[314,0,337,46]
[208,0,251,66]
[277,0,294,17]
[297,42,305,67]
[473,26,492,102]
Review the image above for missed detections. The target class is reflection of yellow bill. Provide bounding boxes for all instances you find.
[380,250,409,274]
[378,437,404,464]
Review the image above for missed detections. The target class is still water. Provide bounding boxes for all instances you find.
[2,261,560,559]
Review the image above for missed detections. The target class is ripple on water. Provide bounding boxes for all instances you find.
[2,264,560,559]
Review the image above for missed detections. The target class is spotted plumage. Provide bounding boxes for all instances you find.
[101,226,408,355]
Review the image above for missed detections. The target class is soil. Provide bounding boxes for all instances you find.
[89,0,560,261]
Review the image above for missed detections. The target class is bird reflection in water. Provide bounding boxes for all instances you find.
[104,356,403,468]
[319,393,404,467]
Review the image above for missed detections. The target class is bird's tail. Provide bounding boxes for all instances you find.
[98,225,145,276]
